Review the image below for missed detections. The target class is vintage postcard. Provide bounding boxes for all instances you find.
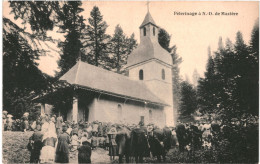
[2,1,259,163]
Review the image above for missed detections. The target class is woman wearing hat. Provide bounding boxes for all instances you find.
[39,116,57,163]
[56,123,71,163]
[108,126,118,160]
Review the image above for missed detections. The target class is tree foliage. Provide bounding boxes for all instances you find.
[9,1,59,38]
[197,20,259,118]
[108,25,137,73]
[179,81,198,120]
[3,18,52,118]
[82,6,110,68]
[56,1,85,76]
[158,28,183,117]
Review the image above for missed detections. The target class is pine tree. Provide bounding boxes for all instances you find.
[56,1,85,76]
[158,28,183,118]
[83,6,110,67]
[179,81,198,120]
[3,20,51,117]
[108,25,128,73]
[248,19,259,115]
[197,46,218,113]
[108,26,138,73]
[192,69,200,87]
[126,33,138,56]
[9,1,59,38]
[233,31,258,116]
[158,28,171,52]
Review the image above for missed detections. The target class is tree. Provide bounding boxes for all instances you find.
[179,81,198,120]
[3,18,51,117]
[158,28,171,52]
[198,27,259,118]
[192,69,200,87]
[158,28,183,118]
[108,25,138,73]
[197,46,218,113]
[83,6,110,67]
[248,19,259,115]
[126,33,138,56]
[9,1,59,38]
[56,1,86,76]
[108,25,128,73]
[232,31,258,116]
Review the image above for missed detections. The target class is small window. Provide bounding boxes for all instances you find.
[143,27,146,36]
[153,27,155,36]
[139,69,144,80]
[149,110,153,122]
[118,104,122,120]
[162,69,165,80]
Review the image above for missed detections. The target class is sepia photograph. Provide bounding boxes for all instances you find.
[2,1,259,163]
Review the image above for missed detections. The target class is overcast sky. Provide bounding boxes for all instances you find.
[3,1,259,81]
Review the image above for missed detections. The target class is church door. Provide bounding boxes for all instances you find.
[140,116,144,124]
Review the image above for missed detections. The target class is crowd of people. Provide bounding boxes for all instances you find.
[25,114,122,163]
[4,110,256,163]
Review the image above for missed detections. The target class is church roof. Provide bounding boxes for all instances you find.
[60,61,168,106]
[125,37,173,68]
[140,12,158,28]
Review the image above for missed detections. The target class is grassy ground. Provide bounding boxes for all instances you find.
[2,131,181,163]
[2,131,111,163]
[3,131,32,163]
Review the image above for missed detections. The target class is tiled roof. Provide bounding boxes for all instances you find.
[60,61,168,106]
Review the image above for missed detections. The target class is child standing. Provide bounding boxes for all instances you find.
[107,126,118,160]
[71,132,79,152]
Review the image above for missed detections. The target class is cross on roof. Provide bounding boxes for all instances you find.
[146,1,150,12]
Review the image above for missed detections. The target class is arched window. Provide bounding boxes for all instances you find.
[143,27,146,36]
[162,69,165,80]
[153,27,155,36]
[139,69,144,80]
[118,104,122,120]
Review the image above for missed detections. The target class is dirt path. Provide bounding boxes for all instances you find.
[70,147,111,163]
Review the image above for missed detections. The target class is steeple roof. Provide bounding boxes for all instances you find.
[126,12,172,68]
[125,37,172,67]
[139,12,158,28]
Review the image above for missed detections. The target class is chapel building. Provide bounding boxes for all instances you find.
[37,11,176,127]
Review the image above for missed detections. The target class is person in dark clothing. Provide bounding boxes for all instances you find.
[28,125,43,163]
[56,123,71,163]
[78,133,92,163]
[176,123,187,152]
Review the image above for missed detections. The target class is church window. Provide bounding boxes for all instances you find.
[118,104,122,120]
[153,27,155,36]
[139,69,144,80]
[149,110,153,122]
[162,69,165,80]
[143,27,146,36]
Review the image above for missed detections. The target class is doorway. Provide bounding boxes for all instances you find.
[83,107,89,122]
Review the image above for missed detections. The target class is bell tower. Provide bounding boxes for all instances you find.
[125,11,176,126]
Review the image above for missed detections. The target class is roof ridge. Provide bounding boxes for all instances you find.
[80,61,145,83]
[74,61,81,84]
